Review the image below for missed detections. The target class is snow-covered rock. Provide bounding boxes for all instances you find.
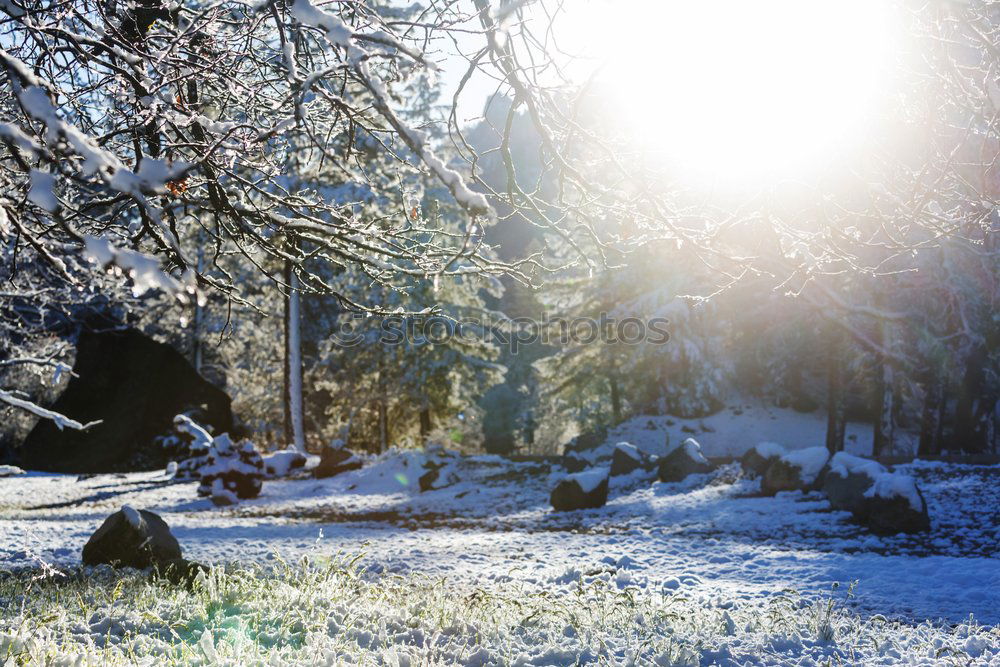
[157,414,213,480]
[263,449,308,478]
[82,506,181,569]
[740,442,786,479]
[0,465,25,477]
[197,435,264,501]
[610,442,650,477]
[762,446,829,495]
[657,438,713,483]
[860,472,930,534]
[550,468,609,511]
[821,452,887,513]
[561,453,589,473]
[314,441,363,479]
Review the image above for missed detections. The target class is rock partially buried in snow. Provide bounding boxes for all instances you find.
[197,434,264,501]
[657,438,713,483]
[859,472,931,534]
[550,468,609,511]
[740,442,786,479]
[263,448,308,478]
[0,465,25,477]
[821,452,886,514]
[313,441,363,479]
[82,506,181,569]
[761,446,829,495]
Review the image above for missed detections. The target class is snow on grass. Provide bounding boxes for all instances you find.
[1,557,997,665]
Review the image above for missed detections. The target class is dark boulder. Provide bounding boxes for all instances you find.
[740,442,786,479]
[550,468,609,511]
[197,435,264,502]
[314,442,363,479]
[562,454,589,473]
[761,447,829,496]
[658,438,713,483]
[858,473,931,534]
[821,453,886,514]
[19,329,233,473]
[82,506,181,569]
[610,442,650,477]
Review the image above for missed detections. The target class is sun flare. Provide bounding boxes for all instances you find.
[563,0,899,187]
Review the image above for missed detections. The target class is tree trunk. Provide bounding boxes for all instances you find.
[609,370,622,424]
[825,333,846,454]
[283,260,306,452]
[954,345,988,453]
[872,362,894,458]
[419,408,432,438]
[917,374,943,457]
[378,398,388,454]
[870,306,895,459]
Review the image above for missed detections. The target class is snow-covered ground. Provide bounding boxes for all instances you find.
[2,446,997,635]
[601,403,917,458]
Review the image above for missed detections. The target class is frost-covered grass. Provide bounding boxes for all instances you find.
[2,556,997,666]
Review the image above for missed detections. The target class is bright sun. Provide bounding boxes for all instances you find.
[559,0,899,187]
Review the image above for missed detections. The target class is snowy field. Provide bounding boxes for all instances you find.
[2,437,999,664]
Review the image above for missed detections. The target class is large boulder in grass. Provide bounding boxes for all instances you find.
[197,435,264,503]
[314,441,363,479]
[740,442,787,479]
[761,446,829,495]
[859,473,931,534]
[551,468,610,511]
[821,452,887,514]
[19,328,233,473]
[657,438,713,483]
[82,506,181,569]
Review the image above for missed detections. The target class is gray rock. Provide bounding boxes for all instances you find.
[610,443,647,476]
[658,438,713,483]
[740,443,786,479]
[761,447,829,495]
[858,474,931,534]
[82,507,181,569]
[314,444,362,479]
[550,470,609,511]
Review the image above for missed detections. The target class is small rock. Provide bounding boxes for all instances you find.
[551,468,610,511]
[314,442,363,479]
[658,438,713,482]
[740,442,787,479]
[82,506,181,569]
[197,435,264,500]
[859,473,931,534]
[263,449,308,478]
[761,446,829,495]
[610,442,649,477]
